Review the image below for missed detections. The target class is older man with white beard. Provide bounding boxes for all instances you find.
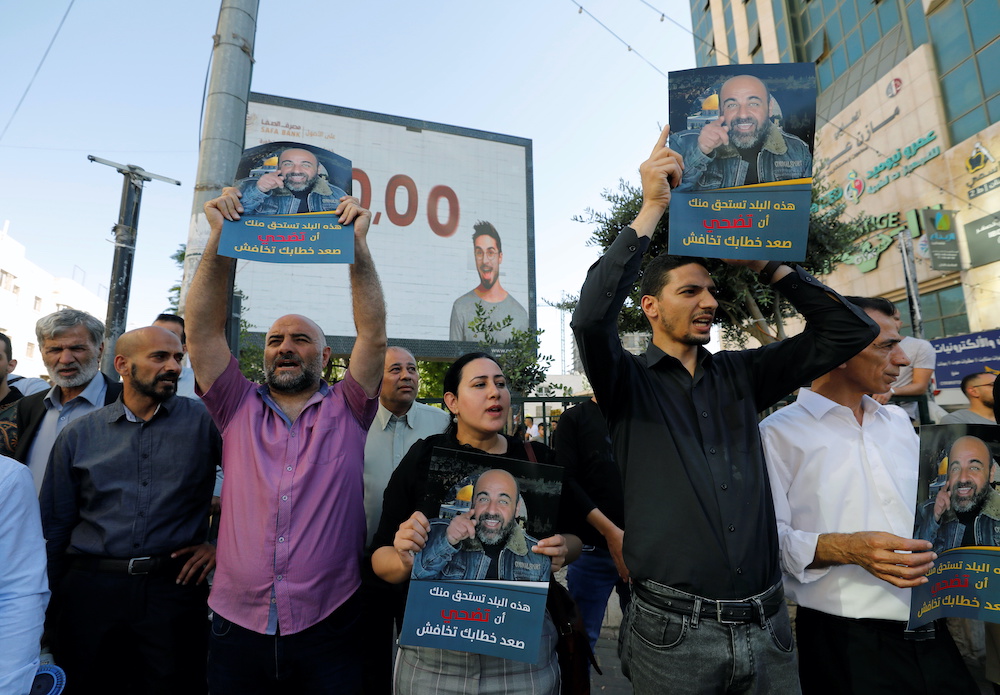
[15,309,123,493]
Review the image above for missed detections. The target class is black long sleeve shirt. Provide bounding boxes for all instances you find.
[571,226,878,599]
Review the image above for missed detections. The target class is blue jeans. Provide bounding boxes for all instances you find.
[566,547,631,651]
[207,591,362,694]
[618,580,800,695]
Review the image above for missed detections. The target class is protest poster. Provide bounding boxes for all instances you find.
[218,141,355,263]
[399,447,564,663]
[909,424,1000,628]
[666,63,816,261]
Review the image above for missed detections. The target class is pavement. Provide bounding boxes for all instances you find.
[591,632,631,694]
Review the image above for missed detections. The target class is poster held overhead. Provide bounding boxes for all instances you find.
[218,142,355,263]
[666,63,817,261]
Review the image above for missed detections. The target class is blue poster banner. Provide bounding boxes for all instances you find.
[930,329,1000,389]
[218,213,354,263]
[909,547,1000,629]
[399,579,549,663]
[668,185,811,260]
[665,62,816,261]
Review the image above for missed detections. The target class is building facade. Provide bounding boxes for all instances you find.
[0,221,107,381]
[687,0,1000,405]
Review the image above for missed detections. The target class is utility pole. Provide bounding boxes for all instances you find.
[179,0,259,356]
[88,156,181,378]
[897,225,924,339]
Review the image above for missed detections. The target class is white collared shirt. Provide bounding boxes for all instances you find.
[760,388,919,621]
[363,401,450,546]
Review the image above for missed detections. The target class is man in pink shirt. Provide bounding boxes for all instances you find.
[187,187,386,693]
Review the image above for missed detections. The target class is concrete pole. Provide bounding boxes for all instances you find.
[178,0,259,344]
[898,229,924,339]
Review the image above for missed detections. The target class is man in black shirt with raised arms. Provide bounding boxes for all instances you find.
[572,125,880,694]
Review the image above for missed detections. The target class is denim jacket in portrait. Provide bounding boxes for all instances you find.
[671,125,813,191]
[411,519,550,582]
[237,176,348,216]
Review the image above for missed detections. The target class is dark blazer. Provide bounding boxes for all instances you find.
[14,373,123,462]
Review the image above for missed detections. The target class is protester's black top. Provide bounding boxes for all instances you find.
[552,399,624,549]
[571,226,878,599]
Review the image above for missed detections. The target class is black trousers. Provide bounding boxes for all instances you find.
[52,566,209,695]
[359,575,405,695]
[796,606,978,695]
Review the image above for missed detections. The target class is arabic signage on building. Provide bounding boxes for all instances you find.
[814,45,950,214]
[965,212,1000,267]
[930,329,1000,389]
[921,209,960,271]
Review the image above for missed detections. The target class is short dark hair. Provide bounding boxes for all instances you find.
[154,313,186,344]
[960,372,992,396]
[472,221,502,254]
[640,254,710,299]
[0,333,11,361]
[443,352,498,398]
[442,351,501,436]
[843,296,896,318]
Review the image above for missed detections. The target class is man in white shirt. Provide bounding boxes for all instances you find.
[872,307,936,422]
[361,346,449,694]
[941,372,996,425]
[760,295,976,694]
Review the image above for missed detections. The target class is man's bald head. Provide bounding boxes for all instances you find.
[947,435,995,513]
[116,326,182,359]
[264,314,330,393]
[114,326,185,404]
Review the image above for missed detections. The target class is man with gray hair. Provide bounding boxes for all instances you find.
[14,309,122,493]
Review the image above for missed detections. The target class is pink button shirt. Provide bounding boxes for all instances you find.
[201,357,377,634]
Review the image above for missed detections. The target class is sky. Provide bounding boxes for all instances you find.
[1,0,697,373]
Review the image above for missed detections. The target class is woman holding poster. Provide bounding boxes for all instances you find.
[370,352,581,694]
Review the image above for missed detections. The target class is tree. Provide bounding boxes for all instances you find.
[570,174,866,347]
[418,361,450,399]
[165,244,186,312]
[467,304,552,397]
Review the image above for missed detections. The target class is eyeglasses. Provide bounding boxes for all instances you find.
[971,381,995,390]
[474,249,499,260]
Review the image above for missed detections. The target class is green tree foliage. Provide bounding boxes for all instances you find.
[569,174,866,346]
[165,244,186,312]
[418,361,450,399]
[467,304,552,396]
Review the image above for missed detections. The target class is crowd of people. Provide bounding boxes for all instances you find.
[1,125,998,695]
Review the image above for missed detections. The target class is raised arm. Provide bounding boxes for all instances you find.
[344,198,386,398]
[186,189,243,393]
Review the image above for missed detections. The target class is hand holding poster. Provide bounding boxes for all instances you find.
[218,141,355,263]
[666,63,816,261]
[908,424,1000,629]
[399,448,563,663]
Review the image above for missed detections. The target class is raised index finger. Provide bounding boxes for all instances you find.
[651,124,671,156]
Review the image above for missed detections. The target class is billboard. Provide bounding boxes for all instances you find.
[237,93,535,358]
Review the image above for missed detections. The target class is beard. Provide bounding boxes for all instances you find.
[476,513,515,546]
[130,365,178,402]
[729,117,770,150]
[284,172,318,192]
[477,265,497,290]
[951,481,990,514]
[265,353,323,393]
[47,353,100,389]
[659,313,714,346]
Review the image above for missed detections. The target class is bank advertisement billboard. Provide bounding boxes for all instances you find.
[237,93,535,357]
